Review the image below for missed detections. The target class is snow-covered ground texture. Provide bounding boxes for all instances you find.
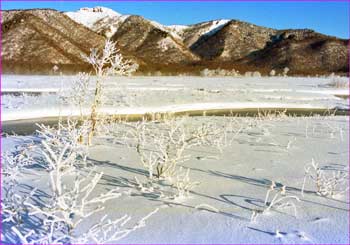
[1,75,349,122]
[1,115,349,244]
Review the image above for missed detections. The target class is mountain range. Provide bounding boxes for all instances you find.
[2,6,349,75]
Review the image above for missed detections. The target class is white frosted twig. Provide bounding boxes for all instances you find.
[264,181,276,205]
[173,167,199,199]
[73,208,159,244]
[11,227,34,244]
[195,203,219,213]
[263,183,300,217]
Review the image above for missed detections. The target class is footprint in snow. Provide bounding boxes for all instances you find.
[310,217,329,223]
[274,229,287,240]
[288,230,314,243]
[248,227,313,243]
[276,230,313,243]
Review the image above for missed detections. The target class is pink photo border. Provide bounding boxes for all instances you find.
[0,1,349,244]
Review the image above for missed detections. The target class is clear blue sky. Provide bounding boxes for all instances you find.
[2,1,349,39]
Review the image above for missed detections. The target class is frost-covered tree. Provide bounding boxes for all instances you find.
[53,65,59,73]
[283,67,290,77]
[82,39,138,145]
[67,72,91,123]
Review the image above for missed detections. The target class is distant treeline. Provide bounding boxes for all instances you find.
[2,61,348,77]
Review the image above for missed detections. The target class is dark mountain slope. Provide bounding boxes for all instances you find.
[2,9,105,73]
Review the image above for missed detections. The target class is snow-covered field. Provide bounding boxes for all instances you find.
[2,75,349,123]
[1,75,349,244]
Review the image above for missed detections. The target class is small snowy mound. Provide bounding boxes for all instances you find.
[65,6,121,28]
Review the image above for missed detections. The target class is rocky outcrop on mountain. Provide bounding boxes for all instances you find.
[188,20,276,61]
[2,7,349,75]
[1,8,105,73]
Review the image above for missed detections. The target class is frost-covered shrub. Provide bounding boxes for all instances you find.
[269,69,276,76]
[217,69,227,76]
[2,121,157,244]
[127,116,226,180]
[200,68,239,77]
[1,147,36,225]
[173,167,199,199]
[252,71,261,77]
[200,68,211,77]
[249,181,301,222]
[301,159,348,198]
[244,71,252,77]
[263,182,300,216]
[65,72,91,122]
[154,71,162,76]
[35,120,90,165]
[129,118,188,179]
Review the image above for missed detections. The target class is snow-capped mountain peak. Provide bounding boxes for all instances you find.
[77,6,121,17]
[65,7,231,42]
[65,6,122,29]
